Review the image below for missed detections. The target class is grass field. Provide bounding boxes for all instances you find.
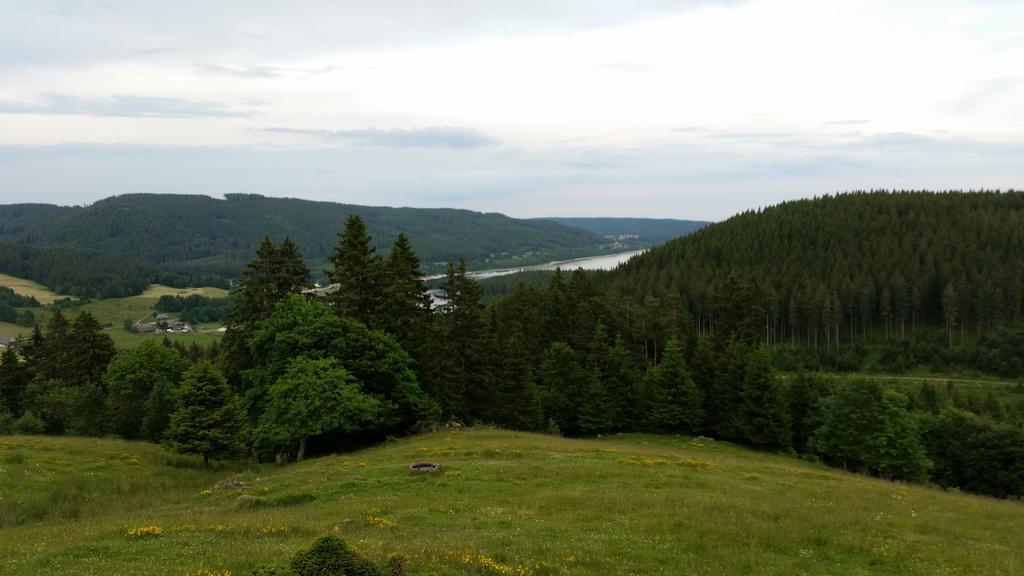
[0,273,69,305]
[1,429,1021,575]
[0,282,228,349]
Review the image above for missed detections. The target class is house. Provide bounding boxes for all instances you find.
[0,336,14,349]
[156,313,171,321]
[136,323,157,334]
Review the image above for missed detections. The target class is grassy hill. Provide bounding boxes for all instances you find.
[2,429,1021,575]
[0,273,68,305]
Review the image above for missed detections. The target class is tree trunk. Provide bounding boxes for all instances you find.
[297,435,308,461]
[203,453,210,467]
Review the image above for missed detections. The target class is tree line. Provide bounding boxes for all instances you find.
[2,202,1022,499]
[599,190,1024,376]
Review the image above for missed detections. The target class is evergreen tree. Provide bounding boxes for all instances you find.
[66,311,116,386]
[18,325,45,379]
[327,215,384,327]
[166,362,243,466]
[577,373,615,435]
[736,347,791,450]
[224,235,310,388]
[0,347,29,416]
[709,339,747,441]
[40,310,71,380]
[537,341,587,435]
[690,337,717,432]
[431,260,487,420]
[381,232,432,352]
[605,335,643,429]
[787,369,825,453]
[494,335,543,431]
[644,338,703,434]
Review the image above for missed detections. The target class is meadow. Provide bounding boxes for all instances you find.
[1,429,1021,575]
[0,280,228,348]
[0,273,69,305]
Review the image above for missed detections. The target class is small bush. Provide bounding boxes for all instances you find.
[290,535,383,576]
[0,411,15,434]
[13,412,45,435]
[274,493,317,507]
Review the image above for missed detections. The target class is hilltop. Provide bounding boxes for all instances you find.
[543,217,709,244]
[2,429,1021,575]
[0,194,654,283]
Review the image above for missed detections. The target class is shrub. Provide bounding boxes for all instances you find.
[291,535,383,576]
[13,412,45,434]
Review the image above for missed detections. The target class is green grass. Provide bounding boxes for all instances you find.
[1,430,1021,575]
[0,273,69,305]
[0,283,228,349]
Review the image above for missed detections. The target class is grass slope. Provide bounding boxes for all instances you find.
[0,282,228,348]
[2,430,1021,575]
[0,272,68,304]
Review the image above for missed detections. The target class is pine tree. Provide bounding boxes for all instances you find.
[691,338,717,432]
[787,369,824,454]
[381,232,432,349]
[710,339,747,441]
[224,235,310,388]
[431,260,487,420]
[736,347,791,450]
[166,362,242,466]
[40,310,71,380]
[327,215,384,327]
[67,311,116,386]
[577,373,615,435]
[495,335,543,431]
[0,347,29,416]
[644,338,703,434]
[537,341,587,435]
[605,335,643,430]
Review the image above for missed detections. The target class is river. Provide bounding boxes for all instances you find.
[464,249,646,280]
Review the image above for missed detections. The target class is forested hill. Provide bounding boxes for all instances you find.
[604,191,1024,354]
[543,217,710,244]
[0,193,625,281]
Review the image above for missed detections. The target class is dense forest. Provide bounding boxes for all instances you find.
[3,194,1023,500]
[0,194,661,283]
[0,242,154,299]
[602,190,1024,377]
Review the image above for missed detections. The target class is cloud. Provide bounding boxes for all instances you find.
[2,130,1020,220]
[0,93,253,118]
[948,76,1024,114]
[826,119,869,125]
[264,126,501,148]
[0,1,747,69]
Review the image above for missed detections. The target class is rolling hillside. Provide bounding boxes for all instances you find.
[2,429,1021,575]
[0,194,632,281]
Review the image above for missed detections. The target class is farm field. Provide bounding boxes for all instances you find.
[0,279,228,348]
[0,273,68,304]
[1,429,1021,575]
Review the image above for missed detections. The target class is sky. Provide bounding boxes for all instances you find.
[1,0,1022,220]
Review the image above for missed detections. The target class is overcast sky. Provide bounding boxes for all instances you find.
[1,0,1022,220]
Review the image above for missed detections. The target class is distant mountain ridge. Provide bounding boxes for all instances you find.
[0,194,703,295]
[543,217,710,244]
